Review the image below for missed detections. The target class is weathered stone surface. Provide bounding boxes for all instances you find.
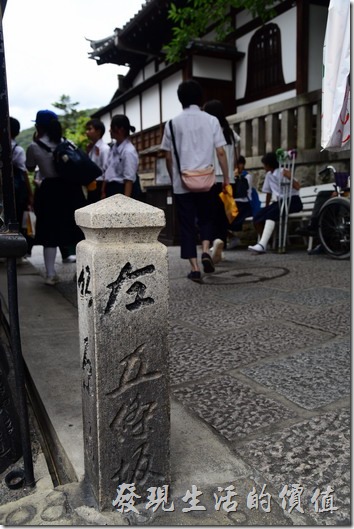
[76,195,170,510]
[173,375,296,441]
[241,339,350,409]
[234,409,351,525]
[271,286,350,308]
[169,320,331,385]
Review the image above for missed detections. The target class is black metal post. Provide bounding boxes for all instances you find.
[0,2,35,487]
[7,256,34,487]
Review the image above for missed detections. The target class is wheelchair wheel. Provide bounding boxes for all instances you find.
[318,197,350,259]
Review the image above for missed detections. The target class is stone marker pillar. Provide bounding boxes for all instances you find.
[75,195,170,511]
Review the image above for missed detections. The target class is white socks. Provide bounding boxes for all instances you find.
[248,220,275,253]
[44,247,57,277]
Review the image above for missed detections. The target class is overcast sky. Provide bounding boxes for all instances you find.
[3,0,145,131]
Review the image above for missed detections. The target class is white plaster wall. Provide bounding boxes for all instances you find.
[142,85,160,129]
[126,96,141,132]
[133,71,144,87]
[144,61,156,79]
[192,56,232,80]
[308,4,328,92]
[235,7,296,101]
[99,105,125,143]
[100,113,112,144]
[237,89,296,114]
[161,70,183,122]
[236,9,253,28]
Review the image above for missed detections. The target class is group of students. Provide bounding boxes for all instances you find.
[11,111,139,285]
[11,79,304,286]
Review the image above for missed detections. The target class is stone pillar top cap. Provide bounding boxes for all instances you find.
[75,194,165,229]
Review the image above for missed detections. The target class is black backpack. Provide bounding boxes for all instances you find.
[36,138,102,186]
[233,174,249,199]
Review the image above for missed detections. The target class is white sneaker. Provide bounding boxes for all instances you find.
[45,275,59,286]
[62,255,76,263]
[248,243,266,254]
[212,239,224,264]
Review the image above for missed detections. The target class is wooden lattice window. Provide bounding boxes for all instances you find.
[246,23,285,99]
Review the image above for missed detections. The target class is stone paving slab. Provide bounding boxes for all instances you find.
[285,301,351,336]
[222,298,349,337]
[268,286,350,308]
[169,320,332,385]
[173,375,296,441]
[241,339,350,410]
[233,409,351,526]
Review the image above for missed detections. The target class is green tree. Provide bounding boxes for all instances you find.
[64,114,92,150]
[164,0,275,63]
[52,94,80,134]
[51,95,97,149]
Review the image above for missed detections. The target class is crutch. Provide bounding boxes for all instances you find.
[276,148,296,253]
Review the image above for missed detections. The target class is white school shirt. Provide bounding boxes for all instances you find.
[160,105,226,194]
[26,134,60,179]
[88,138,110,181]
[11,139,26,172]
[104,139,138,183]
[262,168,300,199]
[214,130,240,184]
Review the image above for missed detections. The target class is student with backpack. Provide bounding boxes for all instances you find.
[26,110,87,285]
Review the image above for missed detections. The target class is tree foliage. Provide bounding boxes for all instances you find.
[164,0,276,63]
[51,95,97,149]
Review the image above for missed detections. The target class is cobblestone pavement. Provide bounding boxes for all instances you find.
[0,245,350,526]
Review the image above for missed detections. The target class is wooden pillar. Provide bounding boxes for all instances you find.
[297,104,313,150]
[251,117,265,157]
[281,109,296,150]
[266,113,280,153]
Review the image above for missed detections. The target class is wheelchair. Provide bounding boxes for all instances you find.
[318,170,350,260]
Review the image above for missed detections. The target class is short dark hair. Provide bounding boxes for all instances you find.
[86,118,105,137]
[177,80,203,108]
[238,155,246,165]
[10,117,20,138]
[261,152,279,170]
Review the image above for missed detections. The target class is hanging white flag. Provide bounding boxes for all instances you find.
[321,0,350,151]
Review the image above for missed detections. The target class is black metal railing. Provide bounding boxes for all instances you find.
[0,2,35,488]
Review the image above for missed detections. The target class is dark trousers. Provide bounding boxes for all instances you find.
[212,183,228,246]
[106,181,125,197]
[253,195,303,223]
[174,188,215,259]
[229,201,253,232]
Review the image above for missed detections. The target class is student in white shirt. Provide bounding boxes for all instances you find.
[248,152,302,254]
[161,80,229,282]
[85,118,110,203]
[203,99,239,263]
[102,115,138,199]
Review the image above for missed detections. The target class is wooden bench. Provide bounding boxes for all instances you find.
[241,183,336,250]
